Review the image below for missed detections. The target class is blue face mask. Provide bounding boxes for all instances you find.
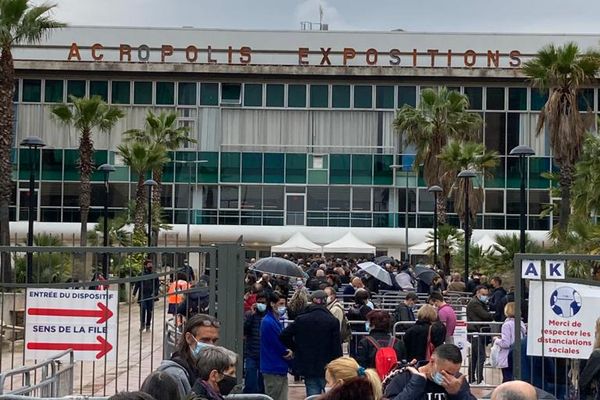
[191,336,212,358]
[479,295,489,303]
[365,322,371,331]
[256,303,267,313]
[277,306,287,316]
[432,370,444,385]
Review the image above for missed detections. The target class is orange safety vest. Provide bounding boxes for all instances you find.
[168,280,190,305]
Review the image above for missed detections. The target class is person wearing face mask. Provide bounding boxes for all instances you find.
[280,290,343,397]
[243,292,267,394]
[383,344,476,400]
[324,286,344,327]
[466,285,493,385]
[191,346,238,399]
[260,291,292,400]
[157,313,220,398]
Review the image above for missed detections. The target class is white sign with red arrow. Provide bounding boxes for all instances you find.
[25,288,118,361]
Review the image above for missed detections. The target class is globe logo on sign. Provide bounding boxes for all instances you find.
[550,286,582,318]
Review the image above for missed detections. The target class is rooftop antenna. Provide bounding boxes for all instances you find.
[300,3,328,31]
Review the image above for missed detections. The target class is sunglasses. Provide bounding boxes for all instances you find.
[198,319,221,328]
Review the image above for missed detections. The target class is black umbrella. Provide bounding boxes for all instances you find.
[414,265,438,285]
[374,255,394,265]
[251,257,305,278]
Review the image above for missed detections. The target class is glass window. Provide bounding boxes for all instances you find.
[418,188,434,212]
[506,157,521,189]
[486,87,505,110]
[178,82,197,105]
[22,79,41,102]
[485,190,504,213]
[40,182,62,207]
[373,188,390,211]
[222,83,241,103]
[354,85,372,108]
[332,85,350,108]
[62,183,80,207]
[244,84,262,106]
[220,186,239,209]
[220,152,241,182]
[398,86,416,107]
[41,149,62,180]
[329,187,350,211]
[201,185,218,209]
[90,81,108,101]
[307,187,328,210]
[264,153,284,183]
[310,85,328,108]
[352,187,371,211]
[241,186,261,209]
[62,149,79,181]
[200,83,219,105]
[530,89,548,110]
[108,183,129,207]
[578,88,594,111]
[285,154,306,184]
[373,154,393,185]
[66,80,85,100]
[376,85,394,109]
[111,81,130,104]
[529,157,551,189]
[242,152,262,183]
[506,190,520,214]
[398,188,417,212]
[156,82,175,105]
[529,190,549,214]
[506,113,527,154]
[464,87,482,110]
[263,186,284,210]
[44,80,63,103]
[134,81,152,104]
[266,84,284,107]
[329,154,350,184]
[288,84,306,108]
[13,79,19,102]
[198,152,218,183]
[485,113,506,155]
[508,87,527,111]
[352,154,372,184]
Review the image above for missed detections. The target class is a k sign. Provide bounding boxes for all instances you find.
[522,260,542,279]
[545,260,566,280]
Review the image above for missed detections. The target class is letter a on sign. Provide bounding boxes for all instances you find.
[522,260,541,279]
[546,260,565,280]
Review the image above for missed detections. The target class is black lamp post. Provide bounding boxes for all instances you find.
[144,179,158,247]
[97,164,115,278]
[428,185,443,267]
[20,136,45,283]
[457,169,476,285]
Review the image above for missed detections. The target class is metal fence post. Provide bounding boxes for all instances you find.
[513,253,522,380]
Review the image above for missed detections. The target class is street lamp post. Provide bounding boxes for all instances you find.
[97,164,115,278]
[428,185,443,267]
[457,169,476,285]
[144,179,158,247]
[509,145,534,380]
[20,136,45,283]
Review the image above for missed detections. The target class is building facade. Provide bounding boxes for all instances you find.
[9,27,598,257]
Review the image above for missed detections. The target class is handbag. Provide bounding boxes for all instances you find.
[490,342,502,368]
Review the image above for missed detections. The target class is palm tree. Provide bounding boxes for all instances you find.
[572,133,600,219]
[523,42,600,237]
[117,141,170,238]
[0,0,64,283]
[425,223,463,275]
[51,96,124,248]
[393,87,482,222]
[488,233,541,274]
[438,140,499,231]
[123,111,194,243]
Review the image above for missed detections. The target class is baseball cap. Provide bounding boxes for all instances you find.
[310,290,328,301]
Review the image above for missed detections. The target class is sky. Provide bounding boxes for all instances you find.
[46,0,600,34]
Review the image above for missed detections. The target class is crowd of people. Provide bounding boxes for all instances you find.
[105,254,600,400]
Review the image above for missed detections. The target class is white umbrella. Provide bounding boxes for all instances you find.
[357,261,392,286]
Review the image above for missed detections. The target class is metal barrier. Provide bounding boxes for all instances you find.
[0,350,74,397]
[0,397,108,400]
[225,395,274,400]
[0,244,244,397]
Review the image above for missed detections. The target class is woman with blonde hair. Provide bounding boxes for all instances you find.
[319,356,382,400]
[403,304,446,362]
[287,287,309,320]
[493,301,526,382]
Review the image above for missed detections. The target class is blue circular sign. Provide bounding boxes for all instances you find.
[550,286,582,318]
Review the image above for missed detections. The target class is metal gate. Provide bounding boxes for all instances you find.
[0,243,244,397]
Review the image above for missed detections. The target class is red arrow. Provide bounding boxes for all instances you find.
[27,336,112,359]
[28,302,113,324]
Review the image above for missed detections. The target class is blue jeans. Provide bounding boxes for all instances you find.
[243,357,264,394]
[305,377,326,397]
[140,299,154,329]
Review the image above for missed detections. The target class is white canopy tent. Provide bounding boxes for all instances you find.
[408,240,431,255]
[271,232,322,254]
[475,234,504,255]
[323,232,376,254]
